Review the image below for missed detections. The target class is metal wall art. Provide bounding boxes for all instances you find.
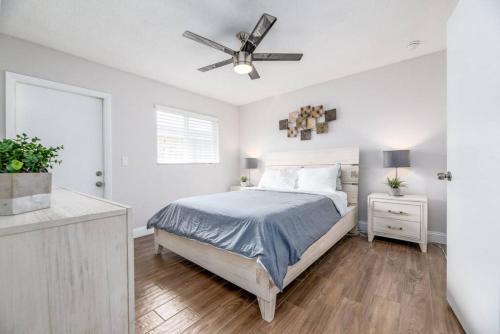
[278,105,337,140]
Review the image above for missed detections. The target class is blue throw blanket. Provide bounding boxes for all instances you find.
[147,189,342,290]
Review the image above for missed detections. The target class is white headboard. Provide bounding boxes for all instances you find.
[263,147,360,206]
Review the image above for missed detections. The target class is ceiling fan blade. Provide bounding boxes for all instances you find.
[241,13,277,53]
[253,53,303,61]
[198,58,233,72]
[248,66,260,80]
[183,31,235,56]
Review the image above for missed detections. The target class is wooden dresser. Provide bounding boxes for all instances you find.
[0,188,134,334]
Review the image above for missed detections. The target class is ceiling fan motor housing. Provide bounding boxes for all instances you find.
[234,51,252,66]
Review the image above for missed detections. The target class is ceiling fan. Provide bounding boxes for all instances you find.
[182,13,303,80]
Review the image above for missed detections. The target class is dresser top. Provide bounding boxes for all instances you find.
[368,192,428,202]
[0,188,129,237]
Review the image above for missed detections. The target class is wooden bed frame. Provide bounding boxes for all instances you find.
[153,147,360,322]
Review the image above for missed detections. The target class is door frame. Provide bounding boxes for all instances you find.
[5,72,113,199]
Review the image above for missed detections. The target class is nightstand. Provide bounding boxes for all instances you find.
[367,193,428,252]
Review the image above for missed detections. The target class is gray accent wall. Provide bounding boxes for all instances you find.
[239,52,447,233]
[0,34,240,229]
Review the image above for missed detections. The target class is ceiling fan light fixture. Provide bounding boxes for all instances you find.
[233,51,253,74]
[234,63,253,74]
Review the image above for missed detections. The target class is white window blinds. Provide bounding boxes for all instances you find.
[156,105,219,164]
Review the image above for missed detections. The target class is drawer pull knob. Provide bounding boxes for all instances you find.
[387,225,403,230]
[388,209,407,215]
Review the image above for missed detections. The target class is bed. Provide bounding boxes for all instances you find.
[148,147,359,322]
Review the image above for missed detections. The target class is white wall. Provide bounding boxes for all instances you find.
[0,33,448,238]
[447,1,500,333]
[240,52,447,234]
[0,34,240,229]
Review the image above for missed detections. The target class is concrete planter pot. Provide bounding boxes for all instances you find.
[389,188,402,196]
[0,173,52,215]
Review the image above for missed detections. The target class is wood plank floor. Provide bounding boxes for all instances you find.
[134,234,464,334]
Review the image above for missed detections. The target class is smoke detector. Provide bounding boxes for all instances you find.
[407,40,423,50]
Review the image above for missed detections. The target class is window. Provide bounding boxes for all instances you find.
[156,105,219,164]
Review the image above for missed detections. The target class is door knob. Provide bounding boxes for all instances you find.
[96,171,103,176]
[95,181,104,187]
[437,171,452,181]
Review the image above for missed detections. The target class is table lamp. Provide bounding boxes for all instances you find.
[383,150,411,177]
[383,150,410,196]
[244,158,258,186]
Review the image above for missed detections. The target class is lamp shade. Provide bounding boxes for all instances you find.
[383,150,410,168]
[244,158,258,169]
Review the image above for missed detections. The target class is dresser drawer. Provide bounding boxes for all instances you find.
[373,217,421,240]
[372,201,421,222]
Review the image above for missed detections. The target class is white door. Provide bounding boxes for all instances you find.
[8,77,108,198]
[446,1,500,333]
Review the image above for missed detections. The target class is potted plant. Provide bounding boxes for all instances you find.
[240,175,249,187]
[386,176,405,196]
[0,134,63,215]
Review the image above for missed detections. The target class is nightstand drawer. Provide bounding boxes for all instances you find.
[373,217,421,240]
[372,201,421,222]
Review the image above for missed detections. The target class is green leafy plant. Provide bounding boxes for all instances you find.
[240,175,248,182]
[0,134,63,173]
[386,176,406,189]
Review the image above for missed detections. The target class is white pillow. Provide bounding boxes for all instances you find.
[297,165,341,193]
[258,168,298,190]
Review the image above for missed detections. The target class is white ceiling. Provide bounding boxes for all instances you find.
[0,0,457,106]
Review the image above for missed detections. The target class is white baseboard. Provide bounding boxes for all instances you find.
[133,226,154,238]
[357,220,446,244]
[358,221,368,232]
[427,230,447,244]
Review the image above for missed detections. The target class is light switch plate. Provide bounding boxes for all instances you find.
[121,156,129,167]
